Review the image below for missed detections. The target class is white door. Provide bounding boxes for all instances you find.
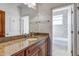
[21,16,29,35]
[52,5,74,56]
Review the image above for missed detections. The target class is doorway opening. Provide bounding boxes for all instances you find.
[52,5,72,56]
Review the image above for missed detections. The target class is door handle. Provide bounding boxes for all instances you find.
[78,31,79,34]
[71,31,73,34]
[71,31,79,34]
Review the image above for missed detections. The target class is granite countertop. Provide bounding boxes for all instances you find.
[0,34,49,56]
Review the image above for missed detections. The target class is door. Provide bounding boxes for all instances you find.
[21,16,29,35]
[52,5,74,56]
[0,10,5,37]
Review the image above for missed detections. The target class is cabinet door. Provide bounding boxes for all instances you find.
[12,50,25,56]
[25,44,41,56]
[0,11,5,37]
[32,49,40,56]
[17,51,24,56]
[40,42,46,56]
[25,44,38,56]
[39,40,48,56]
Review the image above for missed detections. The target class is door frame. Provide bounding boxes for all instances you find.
[52,4,77,56]
[72,4,77,56]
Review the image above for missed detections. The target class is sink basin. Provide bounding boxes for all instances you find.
[27,38,38,44]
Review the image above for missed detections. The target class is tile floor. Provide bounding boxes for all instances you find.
[53,44,69,56]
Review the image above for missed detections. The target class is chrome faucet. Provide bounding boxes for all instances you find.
[24,33,28,39]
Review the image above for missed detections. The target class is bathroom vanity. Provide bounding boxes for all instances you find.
[0,33,50,56]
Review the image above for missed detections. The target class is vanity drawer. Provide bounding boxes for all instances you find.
[25,43,40,56]
[25,46,40,56]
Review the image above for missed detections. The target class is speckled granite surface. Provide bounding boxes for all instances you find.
[0,34,49,56]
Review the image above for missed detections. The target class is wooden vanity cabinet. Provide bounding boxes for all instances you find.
[39,39,48,56]
[25,47,41,56]
[25,39,48,56]
[12,49,25,56]
[25,42,41,56]
[12,38,49,56]
[15,51,25,56]
[31,48,41,56]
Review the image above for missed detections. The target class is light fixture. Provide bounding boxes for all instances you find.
[24,3,36,9]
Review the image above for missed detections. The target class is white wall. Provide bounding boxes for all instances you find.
[0,3,20,36]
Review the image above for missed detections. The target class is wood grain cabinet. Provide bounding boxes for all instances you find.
[12,38,49,56]
[39,42,46,56]
[27,48,41,56]
[32,48,41,56]
[12,50,25,56]
[39,39,48,56]
[0,10,5,37]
